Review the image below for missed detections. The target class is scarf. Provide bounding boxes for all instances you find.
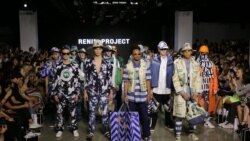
[196,54,213,92]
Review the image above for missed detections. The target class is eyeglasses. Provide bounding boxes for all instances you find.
[62,52,70,55]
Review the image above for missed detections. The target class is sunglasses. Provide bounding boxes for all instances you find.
[160,49,168,51]
[133,53,141,56]
[62,52,70,55]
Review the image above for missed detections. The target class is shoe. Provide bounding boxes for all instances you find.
[189,133,198,141]
[49,124,55,128]
[218,121,228,127]
[86,132,94,140]
[236,124,248,134]
[29,123,42,129]
[34,132,41,136]
[221,123,234,129]
[24,131,37,139]
[175,134,181,141]
[204,121,215,128]
[56,131,63,138]
[104,131,110,140]
[33,130,42,136]
[144,136,152,141]
[73,130,79,137]
[165,125,174,131]
[150,128,155,133]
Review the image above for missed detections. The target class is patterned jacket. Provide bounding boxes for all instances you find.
[172,57,202,117]
[84,58,113,96]
[173,57,202,95]
[51,62,84,98]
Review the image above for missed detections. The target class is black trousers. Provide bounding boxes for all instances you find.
[149,93,174,129]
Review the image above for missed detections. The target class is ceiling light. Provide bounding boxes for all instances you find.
[24,3,28,8]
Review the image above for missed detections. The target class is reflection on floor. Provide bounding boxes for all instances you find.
[38,113,241,141]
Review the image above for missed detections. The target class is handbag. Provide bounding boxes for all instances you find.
[148,97,160,115]
[110,104,141,141]
[186,101,207,126]
[193,94,205,108]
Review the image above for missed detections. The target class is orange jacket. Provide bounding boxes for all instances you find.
[208,65,219,113]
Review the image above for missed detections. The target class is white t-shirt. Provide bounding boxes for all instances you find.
[153,57,171,94]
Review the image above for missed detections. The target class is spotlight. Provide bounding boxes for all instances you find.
[24,3,27,8]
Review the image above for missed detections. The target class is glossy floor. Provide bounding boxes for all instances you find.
[38,114,241,141]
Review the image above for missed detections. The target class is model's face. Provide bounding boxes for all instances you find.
[52,52,60,60]
[182,50,192,59]
[132,49,141,61]
[159,48,168,56]
[71,51,77,56]
[94,47,103,56]
[62,49,70,60]
[106,51,112,57]
[79,52,86,59]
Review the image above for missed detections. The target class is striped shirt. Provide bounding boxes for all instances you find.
[123,61,151,102]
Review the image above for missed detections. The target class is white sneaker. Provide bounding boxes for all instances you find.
[189,133,199,141]
[73,130,79,137]
[221,123,234,129]
[29,123,42,129]
[56,131,63,138]
[176,134,181,141]
[24,131,37,139]
[218,121,228,127]
[34,132,41,136]
[204,121,215,128]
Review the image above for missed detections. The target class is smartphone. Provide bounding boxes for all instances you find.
[0,118,6,125]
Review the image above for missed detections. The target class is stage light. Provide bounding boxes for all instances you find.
[24,3,27,8]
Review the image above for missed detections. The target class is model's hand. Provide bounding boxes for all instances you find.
[84,92,88,102]
[123,95,128,104]
[181,93,189,101]
[54,95,60,103]
[147,93,152,103]
[109,93,114,102]
[116,86,119,92]
[73,95,79,102]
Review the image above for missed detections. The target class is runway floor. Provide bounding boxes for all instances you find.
[37,113,241,141]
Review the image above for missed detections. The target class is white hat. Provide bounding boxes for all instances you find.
[157,41,169,49]
[92,39,104,48]
[138,44,144,53]
[50,47,60,53]
[106,45,114,51]
[79,48,86,53]
[181,43,192,51]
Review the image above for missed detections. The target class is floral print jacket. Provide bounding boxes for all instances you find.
[84,58,113,96]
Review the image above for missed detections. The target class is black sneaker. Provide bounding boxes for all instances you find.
[236,124,248,134]
[86,132,94,141]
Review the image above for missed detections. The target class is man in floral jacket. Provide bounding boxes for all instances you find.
[84,39,113,140]
[172,43,202,141]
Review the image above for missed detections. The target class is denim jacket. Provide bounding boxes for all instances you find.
[150,54,174,89]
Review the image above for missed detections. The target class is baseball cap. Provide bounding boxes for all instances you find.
[157,41,169,49]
